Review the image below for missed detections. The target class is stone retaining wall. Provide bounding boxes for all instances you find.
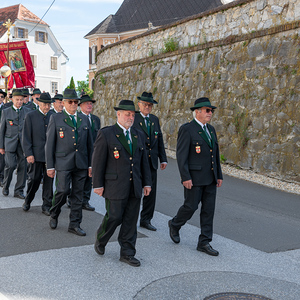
[93,0,300,183]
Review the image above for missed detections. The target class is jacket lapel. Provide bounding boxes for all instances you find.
[137,113,149,136]
[131,129,138,156]
[193,119,212,148]
[76,113,82,129]
[63,111,75,128]
[114,124,132,155]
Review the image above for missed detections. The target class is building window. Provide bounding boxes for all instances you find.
[35,31,48,43]
[30,55,37,68]
[51,56,58,70]
[89,45,98,65]
[14,27,28,39]
[51,82,58,94]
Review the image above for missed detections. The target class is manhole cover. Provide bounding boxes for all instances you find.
[204,292,272,300]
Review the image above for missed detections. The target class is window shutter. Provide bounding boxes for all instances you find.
[35,31,38,42]
[25,29,28,39]
[89,47,92,64]
[31,55,37,68]
[14,27,18,38]
[45,32,48,43]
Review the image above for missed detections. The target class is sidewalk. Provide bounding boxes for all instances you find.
[1,186,300,300]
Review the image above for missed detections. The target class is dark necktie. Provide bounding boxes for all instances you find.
[145,117,151,136]
[125,130,132,154]
[203,125,212,147]
[70,115,77,128]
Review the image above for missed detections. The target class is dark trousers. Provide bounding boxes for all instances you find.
[171,182,217,245]
[50,168,87,228]
[140,165,157,223]
[0,153,4,181]
[25,161,53,210]
[83,175,92,205]
[96,184,141,257]
[3,143,26,194]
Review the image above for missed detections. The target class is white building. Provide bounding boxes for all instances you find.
[0,4,68,95]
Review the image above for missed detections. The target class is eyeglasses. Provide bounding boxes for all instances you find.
[204,108,214,113]
[140,102,153,108]
[66,100,78,105]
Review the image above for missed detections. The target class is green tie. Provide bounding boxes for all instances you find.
[203,125,212,147]
[16,108,20,114]
[71,115,78,142]
[126,130,132,154]
[145,117,151,136]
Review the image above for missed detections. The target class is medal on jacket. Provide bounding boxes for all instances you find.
[59,131,64,138]
[9,120,13,126]
[114,150,119,159]
[196,145,201,153]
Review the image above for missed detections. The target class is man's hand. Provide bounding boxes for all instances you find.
[27,155,35,164]
[88,167,92,177]
[143,186,151,196]
[160,163,167,170]
[94,187,104,197]
[47,169,55,178]
[217,179,223,188]
[183,179,193,189]
[0,148,5,155]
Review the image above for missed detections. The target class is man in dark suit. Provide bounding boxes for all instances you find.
[78,94,100,211]
[22,92,54,215]
[0,89,30,198]
[168,97,223,256]
[133,92,167,231]
[45,88,93,236]
[0,89,7,186]
[92,100,152,267]
[22,88,30,105]
[50,94,64,113]
[26,88,41,110]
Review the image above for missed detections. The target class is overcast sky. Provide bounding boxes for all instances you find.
[1,0,123,88]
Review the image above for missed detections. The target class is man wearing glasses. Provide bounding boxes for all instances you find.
[168,97,223,256]
[45,88,93,236]
[133,92,167,231]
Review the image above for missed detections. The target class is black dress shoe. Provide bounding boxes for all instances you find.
[68,227,86,236]
[140,222,157,231]
[120,255,141,267]
[42,208,50,216]
[82,203,95,211]
[168,220,180,243]
[49,217,58,229]
[94,243,105,255]
[2,188,9,196]
[22,202,30,211]
[14,193,25,199]
[197,243,219,256]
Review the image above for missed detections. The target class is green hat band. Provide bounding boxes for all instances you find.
[193,101,211,108]
[118,105,135,110]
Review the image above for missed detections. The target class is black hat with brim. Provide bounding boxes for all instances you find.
[12,89,24,97]
[137,91,158,104]
[38,92,52,103]
[22,88,30,96]
[52,94,63,101]
[0,89,7,97]
[63,88,79,100]
[79,94,96,105]
[114,100,137,112]
[31,88,41,95]
[190,97,217,111]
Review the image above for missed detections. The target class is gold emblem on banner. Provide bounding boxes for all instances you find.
[196,146,201,153]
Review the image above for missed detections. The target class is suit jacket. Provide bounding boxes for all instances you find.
[22,109,54,162]
[90,114,101,143]
[133,113,167,170]
[45,111,93,171]
[176,119,223,186]
[0,106,30,152]
[25,101,37,110]
[92,124,152,199]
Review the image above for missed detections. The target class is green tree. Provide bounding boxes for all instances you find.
[76,75,94,98]
[67,76,76,89]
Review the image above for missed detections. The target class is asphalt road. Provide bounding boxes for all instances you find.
[156,158,300,253]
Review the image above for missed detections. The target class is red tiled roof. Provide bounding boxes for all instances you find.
[0,4,48,38]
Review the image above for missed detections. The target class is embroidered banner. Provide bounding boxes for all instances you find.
[0,41,35,89]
